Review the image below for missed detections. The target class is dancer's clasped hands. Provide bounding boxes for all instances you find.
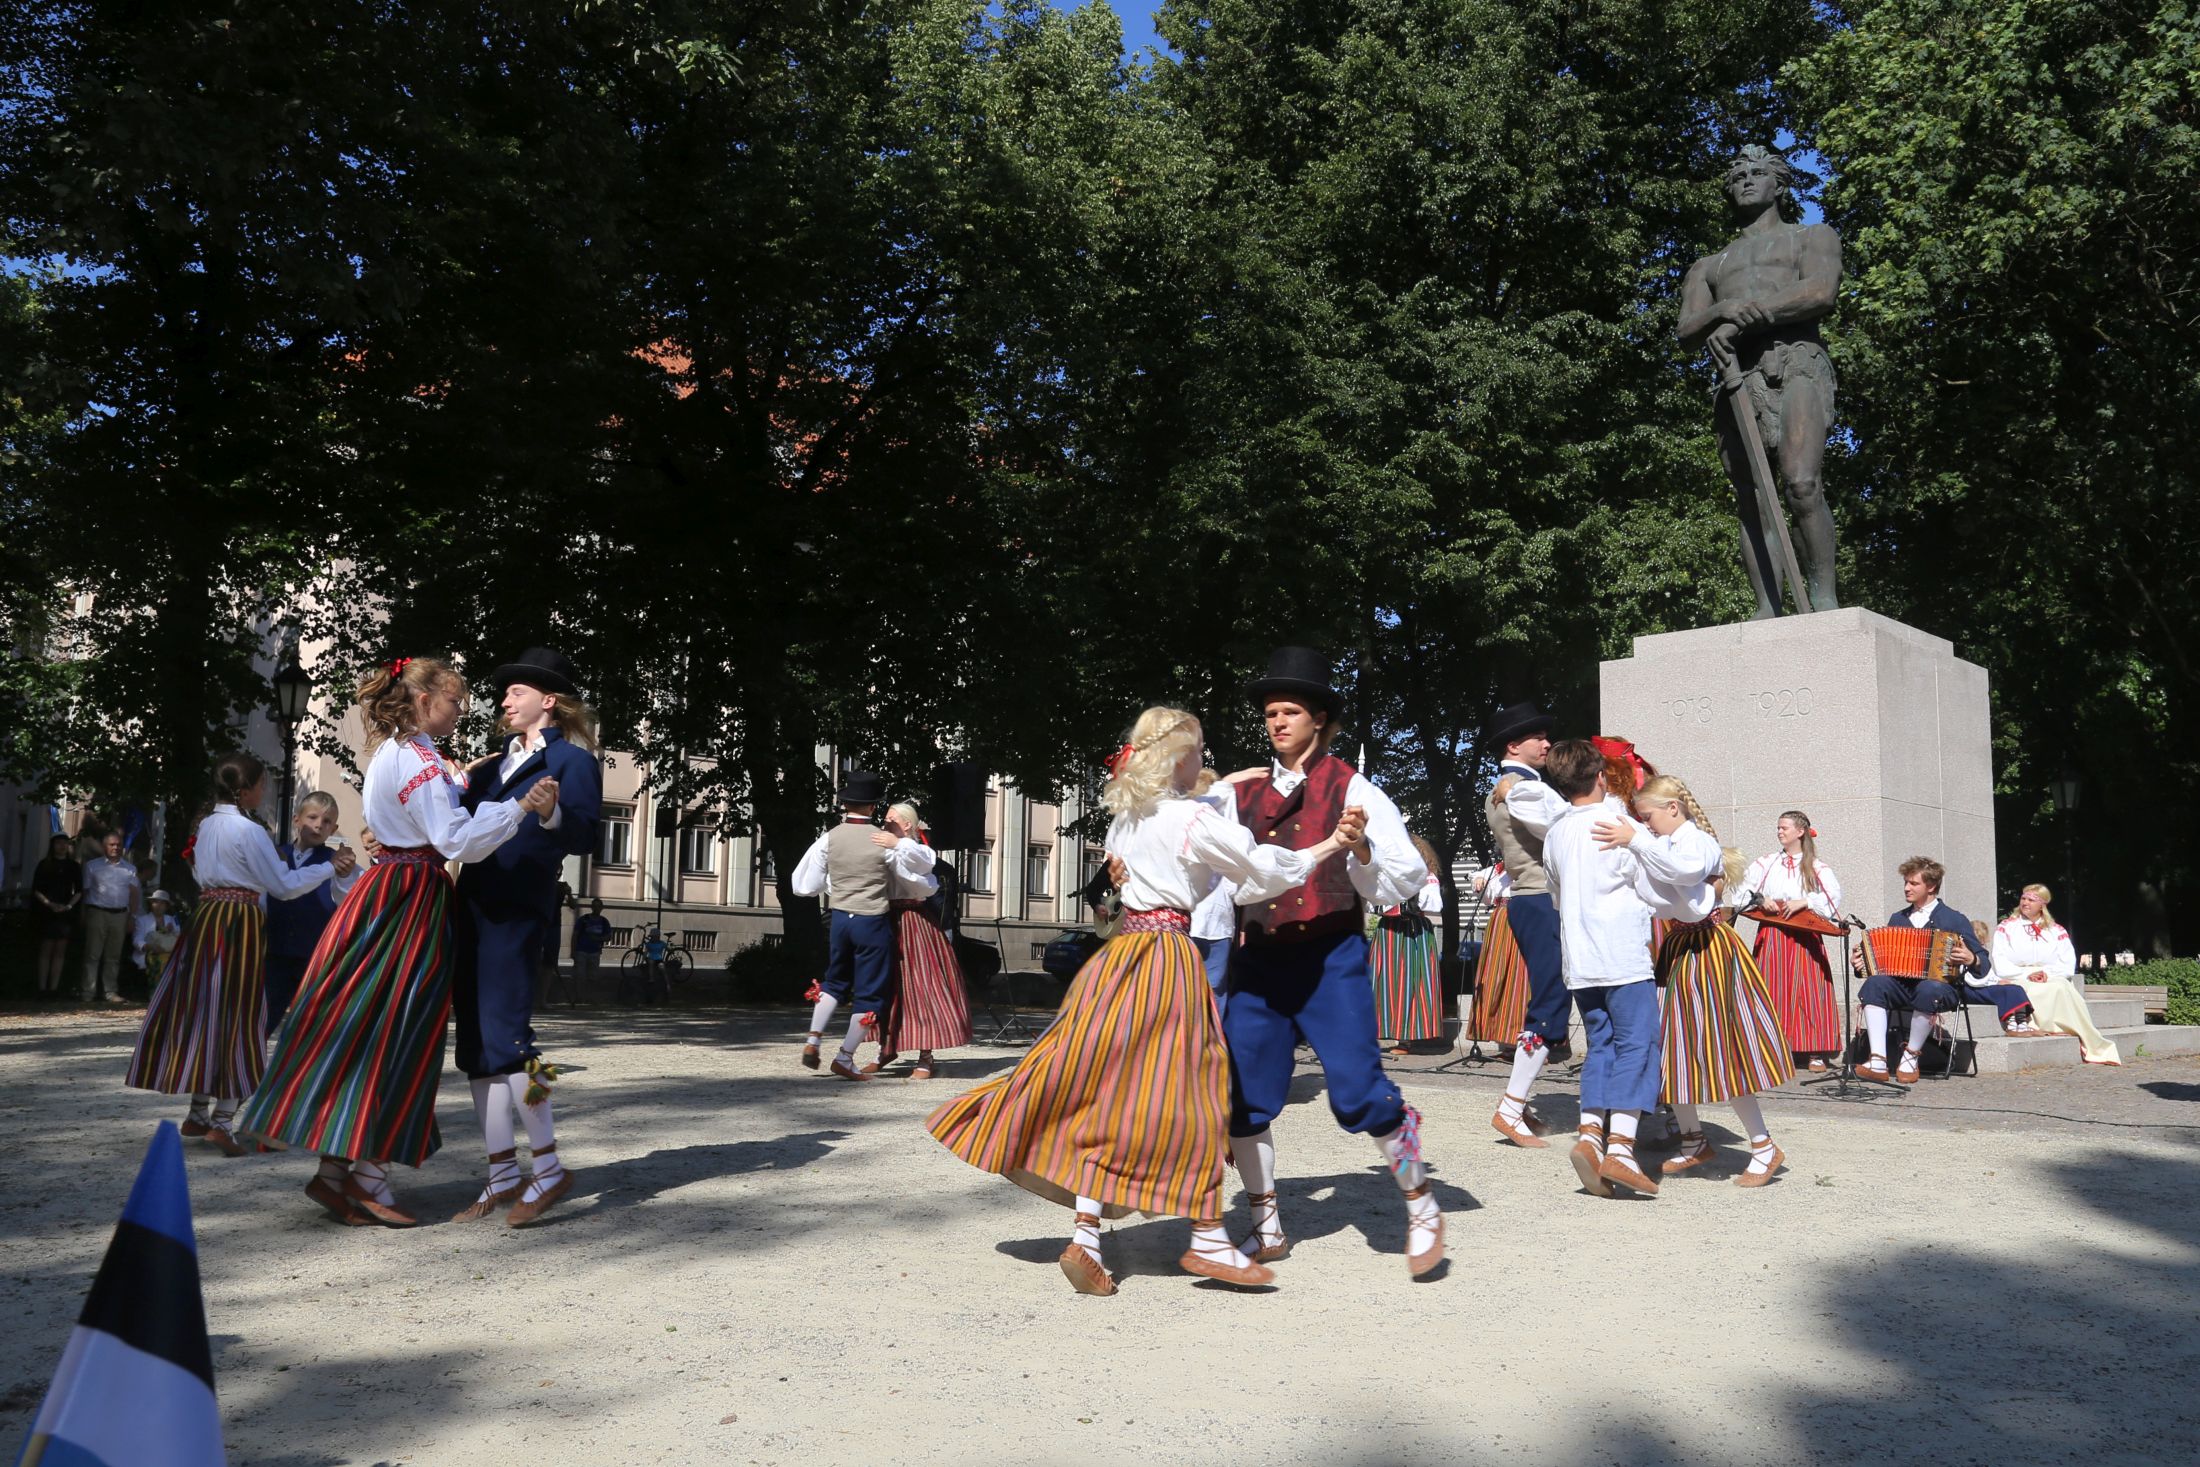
[520,778,560,817]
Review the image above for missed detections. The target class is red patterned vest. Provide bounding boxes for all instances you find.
[1238,752,1362,946]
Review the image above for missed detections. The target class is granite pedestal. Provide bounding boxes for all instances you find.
[1598,608,1997,928]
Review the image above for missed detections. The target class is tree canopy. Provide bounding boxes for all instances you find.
[2,0,2192,948]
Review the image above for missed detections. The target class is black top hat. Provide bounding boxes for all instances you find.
[488,647,582,698]
[838,770,886,806]
[1246,646,1342,716]
[1485,700,1554,749]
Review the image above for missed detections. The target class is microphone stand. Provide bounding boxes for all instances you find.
[1799,912,1903,1097]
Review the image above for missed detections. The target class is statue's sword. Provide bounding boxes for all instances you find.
[1720,361,1812,615]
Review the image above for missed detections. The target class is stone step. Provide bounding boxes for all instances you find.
[1962,996,2148,1032]
[1964,1024,2200,1075]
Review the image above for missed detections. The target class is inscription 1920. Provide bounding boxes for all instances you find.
[1755,687,1813,718]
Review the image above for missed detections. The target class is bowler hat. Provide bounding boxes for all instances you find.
[488,647,582,698]
[1485,700,1554,749]
[1246,646,1342,716]
[838,770,887,806]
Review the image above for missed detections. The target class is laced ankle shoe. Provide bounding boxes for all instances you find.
[1661,1131,1713,1175]
[1237,1190,1288,1263]
[1180,1224,1275,1288]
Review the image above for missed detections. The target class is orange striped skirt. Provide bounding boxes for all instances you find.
[125,892,266,1098]
[925,930,1227,1219]
[885,903,972,1053]
[1754,923,1840,1053]
[1469,903,1529,1042]
[1658,917,1794,1103]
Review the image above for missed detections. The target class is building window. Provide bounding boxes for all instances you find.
[679,824,718,875]
[599,803,635,867]
[967,844,994,893]
[1026,843,1052,898]
[1081,845,1107,897]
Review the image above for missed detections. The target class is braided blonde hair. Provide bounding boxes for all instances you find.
[1102,707,1204,818]
[1635,775,1748,889]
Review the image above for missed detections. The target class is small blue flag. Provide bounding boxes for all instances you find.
[14,1123,225,1466]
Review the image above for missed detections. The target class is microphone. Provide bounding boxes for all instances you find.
[1846,913,1870,930]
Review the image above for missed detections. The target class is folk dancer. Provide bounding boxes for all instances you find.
[240,658,556,1227]
[1370,837,1446,1052]
[1607,777,1792,1184]
[1853,857,1994,1084]
[790,770,902,1081]
[1992,884,2119,1065]
[451,648,603,1226]
[127,753,351,1156]
[1476,702,1569,1147]
[929,706,1359,1294]
[1741,811,1844,1070]
[1539,740,1664,1198]
[1222,647,1445,1278]
[264,791,360,1029]
[872,801,971,1079]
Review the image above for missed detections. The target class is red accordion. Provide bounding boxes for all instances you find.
[1859,926,1966,981]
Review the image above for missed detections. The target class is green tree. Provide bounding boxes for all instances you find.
[1791,0,2200,949]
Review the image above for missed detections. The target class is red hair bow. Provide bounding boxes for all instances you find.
[1103,742,1135,777]
[1590,735,1655,792]
[386,657,412,678]
[1807,826,1819,838]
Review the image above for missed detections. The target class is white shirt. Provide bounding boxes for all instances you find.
[1187,790,1240,940]
[132,911,182,962]
[361,735,526,863]
[883,837,940,901]
[190,806,339,902]
[1498,772,1570,839]
[1105,797,1322,915]
[1543,796,1655,988]
[1377,871,1442,918]
[497,728,562,829]
[285,843,361,903]
[1478,866,1513,904]
[1230,761,1428,907]
[1628,820,1726,921]
[1743,850,1842,918]
[1906,898,1940,928]
[1993,917,2075,981]
[81,855,142,911]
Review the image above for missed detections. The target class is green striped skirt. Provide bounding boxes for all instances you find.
[237,852,454,1166]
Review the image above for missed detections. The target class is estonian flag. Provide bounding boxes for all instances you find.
[14,1122,225,1467]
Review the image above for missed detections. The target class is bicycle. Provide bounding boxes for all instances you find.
[617,936,692,1006]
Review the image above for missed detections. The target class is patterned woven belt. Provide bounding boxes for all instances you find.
[198,886,260,903]
[1121,908,1191,934]
[375,845,445,865]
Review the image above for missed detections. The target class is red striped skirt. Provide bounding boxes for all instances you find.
[1469,903,1529,1042]
[236,857,454,1166]
[926,930,1227,1219]
[1754,923,1840,1053]
[1370,915,1444,1042]
[125,891,266,1098]
[1658,918,1795,1103]
[884,902,971,1053]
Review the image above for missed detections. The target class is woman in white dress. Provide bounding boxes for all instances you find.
[1991,883,2119,1066]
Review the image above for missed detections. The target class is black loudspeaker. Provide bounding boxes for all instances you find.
[929,761,987,850]
[653,805,678,839]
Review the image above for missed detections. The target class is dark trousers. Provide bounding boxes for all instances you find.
[454,893,550,1079]
[1194,936,1231,1019]
[1508,892,1569,1043]
[1859,973,1962,1015]
[264,952,311,1029]
[823,910,897,1013]
[1968,982,2034,1019]
[1225,929,1403,1138]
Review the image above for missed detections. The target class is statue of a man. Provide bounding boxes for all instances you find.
[1679,145,1843,616]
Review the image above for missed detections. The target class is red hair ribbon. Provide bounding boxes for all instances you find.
[386,656,412,678]
[1807,826,1818,838]
[1103,742,1135,777]
[178,835,197,864]
[1590,735,1654,789]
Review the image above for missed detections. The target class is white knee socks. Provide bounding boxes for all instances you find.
[1729,1092,1778,1173]
[808,993,840,1036]
[1500,1040,1549,1126]
[1071,1194,1103,1262]
[209,1099,238,1131]
[1232,1129,1283,1249]
[1866,1005,1889,1057]
[1905,1011,1934,1054]
[836,1009,870,1061]
[471,1076,517,1154]
[507,1072,563,1199]
[1607,1110,1641,1166]
[1374,1112,1427,1193]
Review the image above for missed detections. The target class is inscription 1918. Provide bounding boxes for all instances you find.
[1662,696,1714,725]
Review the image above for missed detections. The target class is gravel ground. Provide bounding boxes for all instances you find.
[3,1004,2197,1467]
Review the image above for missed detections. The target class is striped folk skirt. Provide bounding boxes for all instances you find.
[1754,924,1841,1054]
[1370,915,1444,1042]
[884,903,971,1054]
[1469,903,1529,1042]
[926,930,1228,1220]
[1658,917,1795,1104]
[125,891,267,1099]
[236,855,454,1167]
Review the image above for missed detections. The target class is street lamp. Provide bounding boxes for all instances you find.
[271,658,312,835]
[2050,761,2081,942]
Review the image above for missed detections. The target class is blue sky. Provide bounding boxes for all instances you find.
[1056,0,1166,57]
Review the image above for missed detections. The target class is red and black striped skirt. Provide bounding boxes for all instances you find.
[884,901,971,1053]
[1754,923,1841,1054]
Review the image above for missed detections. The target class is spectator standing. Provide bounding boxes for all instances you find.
[569,899,612,1004]
[79,831,142,1003]
[31,835,82,998]
[134,891,184,983]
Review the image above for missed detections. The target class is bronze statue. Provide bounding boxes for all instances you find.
[1679,146,1843,617]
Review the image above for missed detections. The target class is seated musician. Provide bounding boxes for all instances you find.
[1854,856,1996,1083]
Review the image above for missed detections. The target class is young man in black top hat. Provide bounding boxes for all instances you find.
[1481,701,1572,1146]
[453,646,602,1227]
[789,770,903,1080]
